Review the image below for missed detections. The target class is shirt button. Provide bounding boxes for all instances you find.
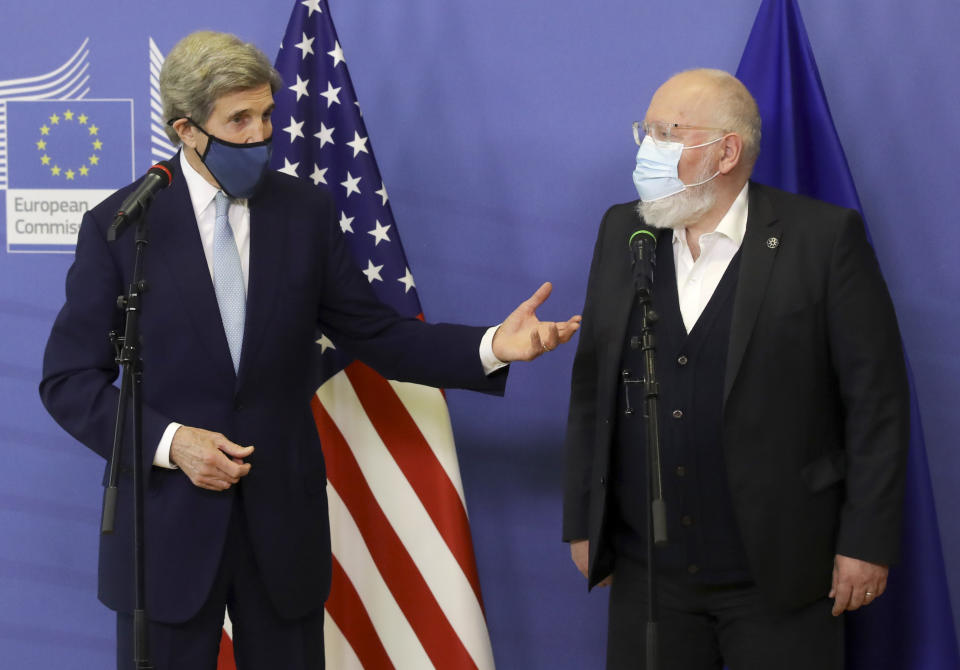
[677,355,688,366]
[687,564,700,575]
[672,409,684,419]
[675,466,686,477]
[681,515,694,527]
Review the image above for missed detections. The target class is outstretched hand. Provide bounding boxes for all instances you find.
[491,282,581,363]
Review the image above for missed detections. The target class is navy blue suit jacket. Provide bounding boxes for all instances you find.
[40,164,506,623]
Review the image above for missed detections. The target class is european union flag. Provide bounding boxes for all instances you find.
[736,2,960,668]
[5,99,133,189]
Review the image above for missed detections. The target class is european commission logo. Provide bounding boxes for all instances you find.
[0,38,167,254]
[4,99,134,252]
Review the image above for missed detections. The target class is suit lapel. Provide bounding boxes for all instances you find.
[723,183,783,405]
[149,169,236,377]
[238,180,286,385]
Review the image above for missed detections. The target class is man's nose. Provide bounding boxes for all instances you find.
[248,119,270,143]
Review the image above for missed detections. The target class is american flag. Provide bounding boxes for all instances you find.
[217,1,496,668]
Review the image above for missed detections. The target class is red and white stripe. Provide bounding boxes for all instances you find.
[217,360,494,668]
[315,361,495,669]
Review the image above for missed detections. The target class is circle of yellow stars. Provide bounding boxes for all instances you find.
[36,109,103,181]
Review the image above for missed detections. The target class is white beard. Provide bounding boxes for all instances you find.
[636,183,718,230]
[636,154,719,230]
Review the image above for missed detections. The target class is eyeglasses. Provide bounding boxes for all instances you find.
[633,120,729,147]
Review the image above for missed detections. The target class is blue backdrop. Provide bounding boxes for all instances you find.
[0,1,957,667]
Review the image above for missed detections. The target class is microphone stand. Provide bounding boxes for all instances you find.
[102,207,155,670]
[636,289,667,670]
[625,230,667,670]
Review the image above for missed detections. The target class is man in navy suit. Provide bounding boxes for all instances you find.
[40,31,580,670]
[563,69,908,669]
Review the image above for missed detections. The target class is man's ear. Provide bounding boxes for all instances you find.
[718,133,743,175]
[171,118,199,150]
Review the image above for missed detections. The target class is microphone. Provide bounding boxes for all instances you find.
[628,227,658,297]
[108,160,175,240]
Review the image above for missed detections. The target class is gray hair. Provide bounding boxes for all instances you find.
[679,69,762,172]
[160,31,282,144]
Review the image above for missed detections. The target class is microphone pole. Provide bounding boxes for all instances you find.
[628,228,667,670]
[102,160,173,670]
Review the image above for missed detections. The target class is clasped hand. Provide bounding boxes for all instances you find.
[170,425,254,491]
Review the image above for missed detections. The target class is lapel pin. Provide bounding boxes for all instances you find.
[766,237,779,249]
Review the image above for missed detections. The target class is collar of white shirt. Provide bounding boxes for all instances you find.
[672,181,750,252]
[178,150,249,218]
[176,150,251,288]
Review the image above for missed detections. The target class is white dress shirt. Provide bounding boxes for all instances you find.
[154,152,504,468]
[672,183,750,333]
[181,151,252,291]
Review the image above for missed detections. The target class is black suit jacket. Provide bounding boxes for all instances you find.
[40,165,506,623]
[562,182,909,610]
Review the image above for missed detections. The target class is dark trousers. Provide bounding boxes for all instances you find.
[116,492,324,670]
[607,555,843,670]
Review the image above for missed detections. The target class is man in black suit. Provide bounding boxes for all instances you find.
[562,69,908,669]
[40,31,580,670]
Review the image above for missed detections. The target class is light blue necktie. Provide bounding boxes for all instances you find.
[213,191,245,372]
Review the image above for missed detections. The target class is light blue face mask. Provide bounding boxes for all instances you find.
[632,135,722,202]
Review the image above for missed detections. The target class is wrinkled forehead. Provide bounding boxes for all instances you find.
[210,83,276,118]
[645,76,719,126]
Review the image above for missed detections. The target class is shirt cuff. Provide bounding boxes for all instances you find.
[480,324,509,376]
[154,422,182,469]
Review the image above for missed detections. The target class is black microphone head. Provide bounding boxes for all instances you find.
[146,160,175,187]
[108,159,177,240]
[628,227,657,297]
[628,228,657,250]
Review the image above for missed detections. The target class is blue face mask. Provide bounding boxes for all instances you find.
[632,135,721,202]
[175,118,273,199]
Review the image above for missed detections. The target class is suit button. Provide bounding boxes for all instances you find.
[675,466,686,477]
[681,515,694,527]
[677,355,688,366]
[672,409,684,419]
[234,399,244,411]
[687,564,700,575]
[600,476,606,486]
